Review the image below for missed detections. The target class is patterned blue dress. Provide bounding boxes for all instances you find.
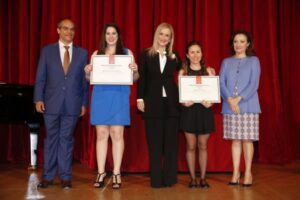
[90,49,130,125]
[220,56,261,141]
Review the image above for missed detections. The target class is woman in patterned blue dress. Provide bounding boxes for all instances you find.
[84,23,139,189]
[220,30,261,187]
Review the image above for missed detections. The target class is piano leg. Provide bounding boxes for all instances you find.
[27,123,40,170]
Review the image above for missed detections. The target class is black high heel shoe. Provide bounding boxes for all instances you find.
[112,174,122,189]
[199,179,210,188]
[228,176,240,186]
[242,183,252,187]
[188,179,198,188]
[242,175,252,187]
[94,172,106,188]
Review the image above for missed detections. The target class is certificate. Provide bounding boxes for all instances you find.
[90,55,133,85]
[179,76,221,103]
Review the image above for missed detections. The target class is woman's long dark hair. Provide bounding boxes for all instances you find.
[97,23,125,55]
[182,41,208,75]
[229,30,256,56]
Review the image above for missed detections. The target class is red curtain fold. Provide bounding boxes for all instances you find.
[1,0,299,172]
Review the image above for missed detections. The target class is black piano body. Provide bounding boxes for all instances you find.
[0,83,42,169]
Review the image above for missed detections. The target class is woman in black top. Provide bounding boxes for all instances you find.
[179,41,215,188]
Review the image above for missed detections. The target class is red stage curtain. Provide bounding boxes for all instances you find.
[1,0,299,172]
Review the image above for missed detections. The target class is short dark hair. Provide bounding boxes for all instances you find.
[229,30,255,56]
[57,18,75,29]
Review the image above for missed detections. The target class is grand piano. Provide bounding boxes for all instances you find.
[0,83,42,169]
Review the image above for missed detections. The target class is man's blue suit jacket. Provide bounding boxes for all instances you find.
[34,43,88,116]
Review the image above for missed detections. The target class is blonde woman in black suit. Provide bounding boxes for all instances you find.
[137,22,182,188]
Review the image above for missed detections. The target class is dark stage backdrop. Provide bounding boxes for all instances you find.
[0,0,299,172]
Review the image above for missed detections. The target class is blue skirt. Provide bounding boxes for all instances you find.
[90,85,130,125]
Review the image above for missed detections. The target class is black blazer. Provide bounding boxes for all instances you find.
[137,49,182,118]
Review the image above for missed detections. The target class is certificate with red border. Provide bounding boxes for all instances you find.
[90,55,133,85]
[179,76,221,103]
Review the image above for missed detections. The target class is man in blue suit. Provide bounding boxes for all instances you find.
[34,19,88,189]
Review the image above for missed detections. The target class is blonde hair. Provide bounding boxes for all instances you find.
[148,22,175,57]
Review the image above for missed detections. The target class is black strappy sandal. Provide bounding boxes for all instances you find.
[112,174,122,189]
[94,172,106,188]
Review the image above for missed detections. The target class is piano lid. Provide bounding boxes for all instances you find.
[0,83,41,123]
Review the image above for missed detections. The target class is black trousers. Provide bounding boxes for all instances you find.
[145,99,179,187]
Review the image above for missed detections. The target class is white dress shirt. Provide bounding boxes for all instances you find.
[58,40,73,67]
[157,50,167,97]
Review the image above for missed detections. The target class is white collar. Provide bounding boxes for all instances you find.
[156,50,166,55]
[59,40,73,48]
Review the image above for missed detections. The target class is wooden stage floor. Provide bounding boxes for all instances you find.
[0,162,300,200]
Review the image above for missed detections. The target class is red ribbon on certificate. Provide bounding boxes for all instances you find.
[109,55,115,64]
[196,76,202,84]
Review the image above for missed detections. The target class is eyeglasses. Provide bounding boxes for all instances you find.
[60,26,75,32]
